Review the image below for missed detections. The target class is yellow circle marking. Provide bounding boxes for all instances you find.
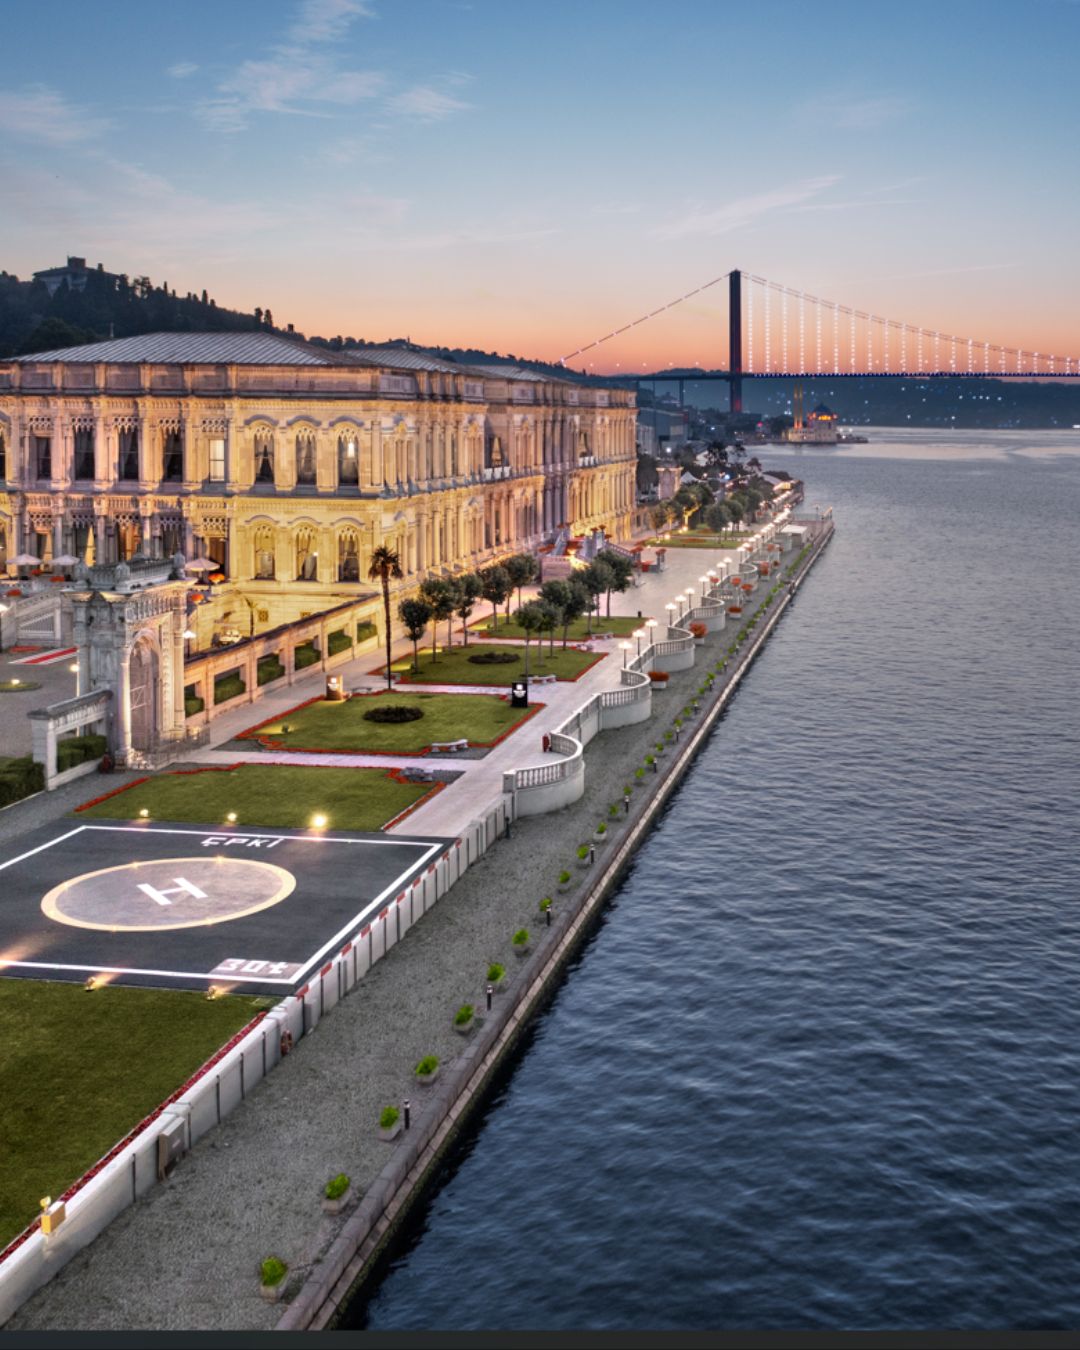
[41,857,296,932]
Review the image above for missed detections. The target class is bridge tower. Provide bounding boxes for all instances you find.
[728,269,743,414]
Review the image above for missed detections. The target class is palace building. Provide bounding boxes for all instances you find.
[0,332,636,621]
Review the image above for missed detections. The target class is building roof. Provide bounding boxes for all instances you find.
[350,346,467,375]
[11,331,355,367]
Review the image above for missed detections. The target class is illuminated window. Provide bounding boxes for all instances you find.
[337,433,359,486]
[209,437,226,482]
[295,431,316,485]
[254,429,274,484]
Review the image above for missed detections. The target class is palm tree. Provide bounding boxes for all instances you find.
[368,544,403,690]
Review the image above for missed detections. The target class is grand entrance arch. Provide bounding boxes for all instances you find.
[129,638,160,753]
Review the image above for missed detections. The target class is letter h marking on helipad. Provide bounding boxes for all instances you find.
[136,876,208,907]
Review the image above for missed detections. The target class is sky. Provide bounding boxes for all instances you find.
[2,0,1079,372]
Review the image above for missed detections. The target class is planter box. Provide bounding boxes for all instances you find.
[593,830,608,843]
[512,943,531,958]
[415,1065,440,1086]
[557,880,572,894]
[260,1282,285,1303]
[379,1120,403,1142]
[577,855,591,869]
[453,1017,475,1035]
[322,1189,350,1215]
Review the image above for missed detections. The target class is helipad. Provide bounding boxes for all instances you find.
[0,821,450,993]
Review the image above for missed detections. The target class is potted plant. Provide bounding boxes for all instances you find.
[593,821,608,843]
[664,730,674,744]
[689,621,707,645]
[557,869,572,894]
[539,897,552,916]
[649,669,669,687]
[576,843,591,868]
[260,1257,288,1302]
[453,1004,475,1035]
[645,754,656,774]
[607,802,621,821]
[322,1173,351,1215]
[512,928,530,957]
[487,961,506,989]
[378,1105,402,1142]
[634,766,646,787]
[655,741,665,756]
[415,1055,440,1086]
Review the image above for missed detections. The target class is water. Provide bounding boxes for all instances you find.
[347,431,1080,1331]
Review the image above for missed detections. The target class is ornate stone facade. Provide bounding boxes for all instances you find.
[0,337,637,617]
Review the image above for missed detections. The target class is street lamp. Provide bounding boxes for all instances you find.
[183,628,196,660]
[699,574,709,599]
[664,602,677,629]
[618,640,631,668]
[69,662,80,698]
[633,626,646,658]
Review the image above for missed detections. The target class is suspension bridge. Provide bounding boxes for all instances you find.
[561,270,1080,412]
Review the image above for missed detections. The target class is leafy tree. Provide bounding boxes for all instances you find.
[455,572,483,646]
[368,544,403,690]
[514,600,548,678]
[419,577,458,660]
[636,452,659,495]
[531,598,560,657]
[580,558,614,635]
[725,494,746,523]
[704,502,733,533]
[648,503,669,532]
[17,316,96,354]
[479,564,512,630]
[703,440,729,472]
[504,552,538,611]
[540,577,588,648]
[398,597,432,672]
[596,549,634,617]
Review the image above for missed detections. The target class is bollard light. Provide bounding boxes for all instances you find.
[486,983,493,1011]
[226,811,237,823]
[403,1099,411,1130]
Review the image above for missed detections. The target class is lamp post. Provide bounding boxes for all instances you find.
[619,640,631,668]
[699,574,709,600]
[69,662,80,698]
[183,628,196,660]
[633,627,646,659]
[665,602,677,630]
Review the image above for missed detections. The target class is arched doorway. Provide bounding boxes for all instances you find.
[129,639,159,752]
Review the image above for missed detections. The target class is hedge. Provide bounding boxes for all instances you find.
[55,733,107,774]
[257,654,286,687]
[356,620,377,643]
[0,756,45,809]
[213,672,247,705]
[185,696,205,717]
[294,641,320,670]
[327,628,352,657]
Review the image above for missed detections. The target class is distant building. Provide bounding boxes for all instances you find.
[32,256,120,297]
[784,398,839,444]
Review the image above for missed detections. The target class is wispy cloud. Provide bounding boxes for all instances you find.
[0,85,112,146]
[798,92,912,130]
[387,85,471,122]
[289,0,373,43]
[651,176,841,240]
[167,61,198,79]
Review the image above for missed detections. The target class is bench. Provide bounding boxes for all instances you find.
[430,739,469,754]
[531,673,558,685]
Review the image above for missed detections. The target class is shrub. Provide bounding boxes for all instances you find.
[261,1257,287,1287]
[213,671,246,705]
[467,649,520,666]
[664,731,674,742]
[608,802,620,818]
[689,622,707,638]
[415,1055,439,1078]
[576,844,589,860]
[327,628,352,657]
[56,733,107,774]
[539,897,552,912]
[487,963,505,983]
[379,1105,400,1129]
[644,754,655,766]
[362,704,424,724]
[655,743,664,753]
[294,641,320,669]
[454,1004,474,1026]
[257,654,285,686]
[634,767,645,780]
[184,696,205,717]
[595,821,607,835]
[324,1173,350,1200]
[558,870,571,884]
[649,670,669,684]
[512,928,529,947]
[356,620,377,642]
[0,756,45,808]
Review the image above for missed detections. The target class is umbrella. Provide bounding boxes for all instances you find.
[7,554,40,568]
[185,557,220,572]
[51,554,79,566]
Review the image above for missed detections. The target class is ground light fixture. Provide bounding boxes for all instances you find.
[311,813,328,829]
[226,812,237,823]
[138,808,149,819]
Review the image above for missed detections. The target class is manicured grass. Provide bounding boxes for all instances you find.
[646,532,752,549]
[240,691,538,753]
[76,763,435,830]
[392,642,602,684]
[0,978,268,1248]
[476,614,645,640]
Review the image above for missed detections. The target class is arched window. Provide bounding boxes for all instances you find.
[253,429,274,484]
[296,526,317,581]
[337,433,359,486]
[338,528,360,582]
[254,525,275,579]
[295,430,316,485]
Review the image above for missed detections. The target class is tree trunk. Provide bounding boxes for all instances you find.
[382,580,393,690]
[431,625,437,662]
[461,610,470,646]
[412,639,419,673]
[446,615,453,650]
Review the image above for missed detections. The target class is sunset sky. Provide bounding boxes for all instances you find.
[3,0,1078,371]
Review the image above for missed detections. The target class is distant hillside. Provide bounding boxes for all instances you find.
[0,265,286,359]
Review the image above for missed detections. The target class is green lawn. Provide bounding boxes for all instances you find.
[240,690,538,753]
[76,763,435,830]
[0,978,268,1247]
[476,614,645,640]
[646,532,752,549]
[392,642,602,684]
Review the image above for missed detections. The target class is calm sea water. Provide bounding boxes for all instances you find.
[348,431,1080,1331]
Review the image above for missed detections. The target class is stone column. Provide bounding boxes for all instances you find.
[117,652,133,764]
